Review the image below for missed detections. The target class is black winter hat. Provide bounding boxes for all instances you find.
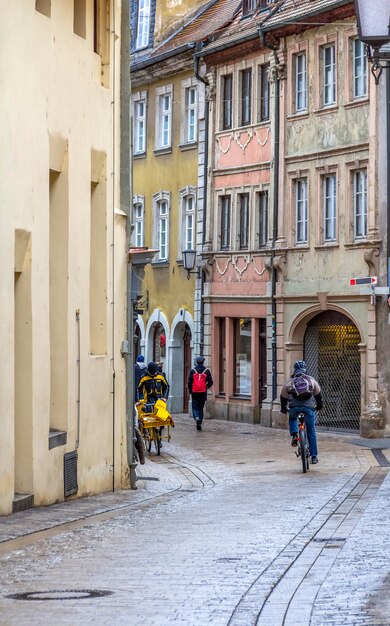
[147,361,159,376]
[196,356,205,364]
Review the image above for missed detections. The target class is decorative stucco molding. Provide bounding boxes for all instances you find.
[235,129,253,152]
[217,133,234,154]
[317,292,328,310]
[272,254,287,276]
[252,257,267,277]
[232,254,250,278]
[214,256,230,276]
[364,247,380,275]
[254,127,271,147]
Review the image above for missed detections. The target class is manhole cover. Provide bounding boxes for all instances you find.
[7,589,113,601]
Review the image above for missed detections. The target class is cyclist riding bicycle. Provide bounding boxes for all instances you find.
[137,361,170,413]
[280,360,323,465]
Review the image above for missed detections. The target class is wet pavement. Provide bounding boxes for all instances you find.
[0,415,389,625]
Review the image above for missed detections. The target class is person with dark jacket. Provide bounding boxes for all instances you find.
[137,361,170,412]
[280,360,323,464]
[134,355,147,391]
[188,356,213,431]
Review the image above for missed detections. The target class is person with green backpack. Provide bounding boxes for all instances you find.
[188,356,213,431]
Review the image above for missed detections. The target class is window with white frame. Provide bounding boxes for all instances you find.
[133,197,144,247]
[243,0,256,15]
[185,85,197,143]
[323,173,337,242]
[239,193,250,250]
[256,190,268,247]
[136,0,150,50]
[294,51,307,112]
[133,92,147,155]
[221,74,233,130]
[295,178,308,244]
[352,38,367,99]
[258,64,270,121]
[240,68,252,126]
[179,189,196,253]
[155,85,173,150]
[353,169,367,239]
[220,195,231,250]
[321,44,336,107]
[152,192,170,261]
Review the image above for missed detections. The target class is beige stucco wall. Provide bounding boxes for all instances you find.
[0,1,128,515]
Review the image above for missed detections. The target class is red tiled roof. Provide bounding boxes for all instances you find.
[151,0,241,58]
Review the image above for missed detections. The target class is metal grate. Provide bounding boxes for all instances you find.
[304,313,361,431]
[64,451,78,497]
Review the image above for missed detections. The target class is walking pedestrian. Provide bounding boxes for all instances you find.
[188,356,213,431]
[134,355,147,391]
[280,360,323,464]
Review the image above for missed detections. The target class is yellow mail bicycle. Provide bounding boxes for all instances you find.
[136,399,174,456]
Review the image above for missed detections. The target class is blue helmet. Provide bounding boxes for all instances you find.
[293,360,307,374]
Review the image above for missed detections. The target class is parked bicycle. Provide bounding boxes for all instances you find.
[296,412,310,473]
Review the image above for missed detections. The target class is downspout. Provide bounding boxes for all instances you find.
[387,72,390,292]
[111,0,117,493]
[259,29,280,402]
[120,0,137,488]
[194,46,209,355]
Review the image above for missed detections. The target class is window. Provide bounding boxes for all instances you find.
[259,64,270,122]
[322,44,336,107]
[136,0,150,49]
[295,178,308,244]
[222,74,233,130]
[153,191,170,260]
[220,195,231,250]
[155,86,173,150]
[234,318,252,395]
[239,193,250,250]
[353,39,367,99]
[353,169,367,239]
[243,0,256,15]
[323,174,337,242]
[185,86,197,143]
[133,94,147,155]
[184,195,195,250]
[294,52,307,112]
[240,69,252,126]
[256,190,268,247]
[133,198,144,247]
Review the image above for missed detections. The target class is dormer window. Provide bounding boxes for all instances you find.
[243,0,257,16]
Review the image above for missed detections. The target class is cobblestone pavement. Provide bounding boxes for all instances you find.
[0,415,389,626]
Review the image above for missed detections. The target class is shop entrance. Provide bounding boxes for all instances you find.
[304,311,361,431]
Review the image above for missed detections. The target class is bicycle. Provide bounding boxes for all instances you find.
[296,412,310,473]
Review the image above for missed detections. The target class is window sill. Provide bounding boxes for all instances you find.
[343,98,369,110]
[152,260,169,268]
[344,239,381,249]
[287,111,310,121]
[154,147,172,156]
[49,430,67,450]
[286,245,310,251]
[133,152,147,160]
[230,394,251,401]
[314,243,339,250]
[179,142,198,152]
[313,105,338,116]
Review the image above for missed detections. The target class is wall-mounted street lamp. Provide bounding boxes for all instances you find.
[182,248,198,279]
[355,0,390,84]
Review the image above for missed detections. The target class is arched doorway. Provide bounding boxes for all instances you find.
[304,311,361,430]
[152,322,166,367]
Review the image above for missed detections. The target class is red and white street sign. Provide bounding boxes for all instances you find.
[349,276,377,286]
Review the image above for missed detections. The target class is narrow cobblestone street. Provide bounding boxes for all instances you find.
[1,416,390,626]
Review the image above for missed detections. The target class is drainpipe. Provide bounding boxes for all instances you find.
[120,0,137,489]
[259,30,281,402]
[194,46,209,355]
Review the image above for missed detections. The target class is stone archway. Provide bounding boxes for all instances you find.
[304,311,361,430]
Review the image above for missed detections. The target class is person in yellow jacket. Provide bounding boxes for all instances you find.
[137,361,169,413]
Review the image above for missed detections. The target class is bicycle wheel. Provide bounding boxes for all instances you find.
[153,427,161,456]
[300,429,308,473]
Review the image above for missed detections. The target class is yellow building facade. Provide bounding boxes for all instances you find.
[0,0,129,515]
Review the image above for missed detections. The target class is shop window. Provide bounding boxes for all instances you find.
[234,318,252,396]
[218,318,226,395]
